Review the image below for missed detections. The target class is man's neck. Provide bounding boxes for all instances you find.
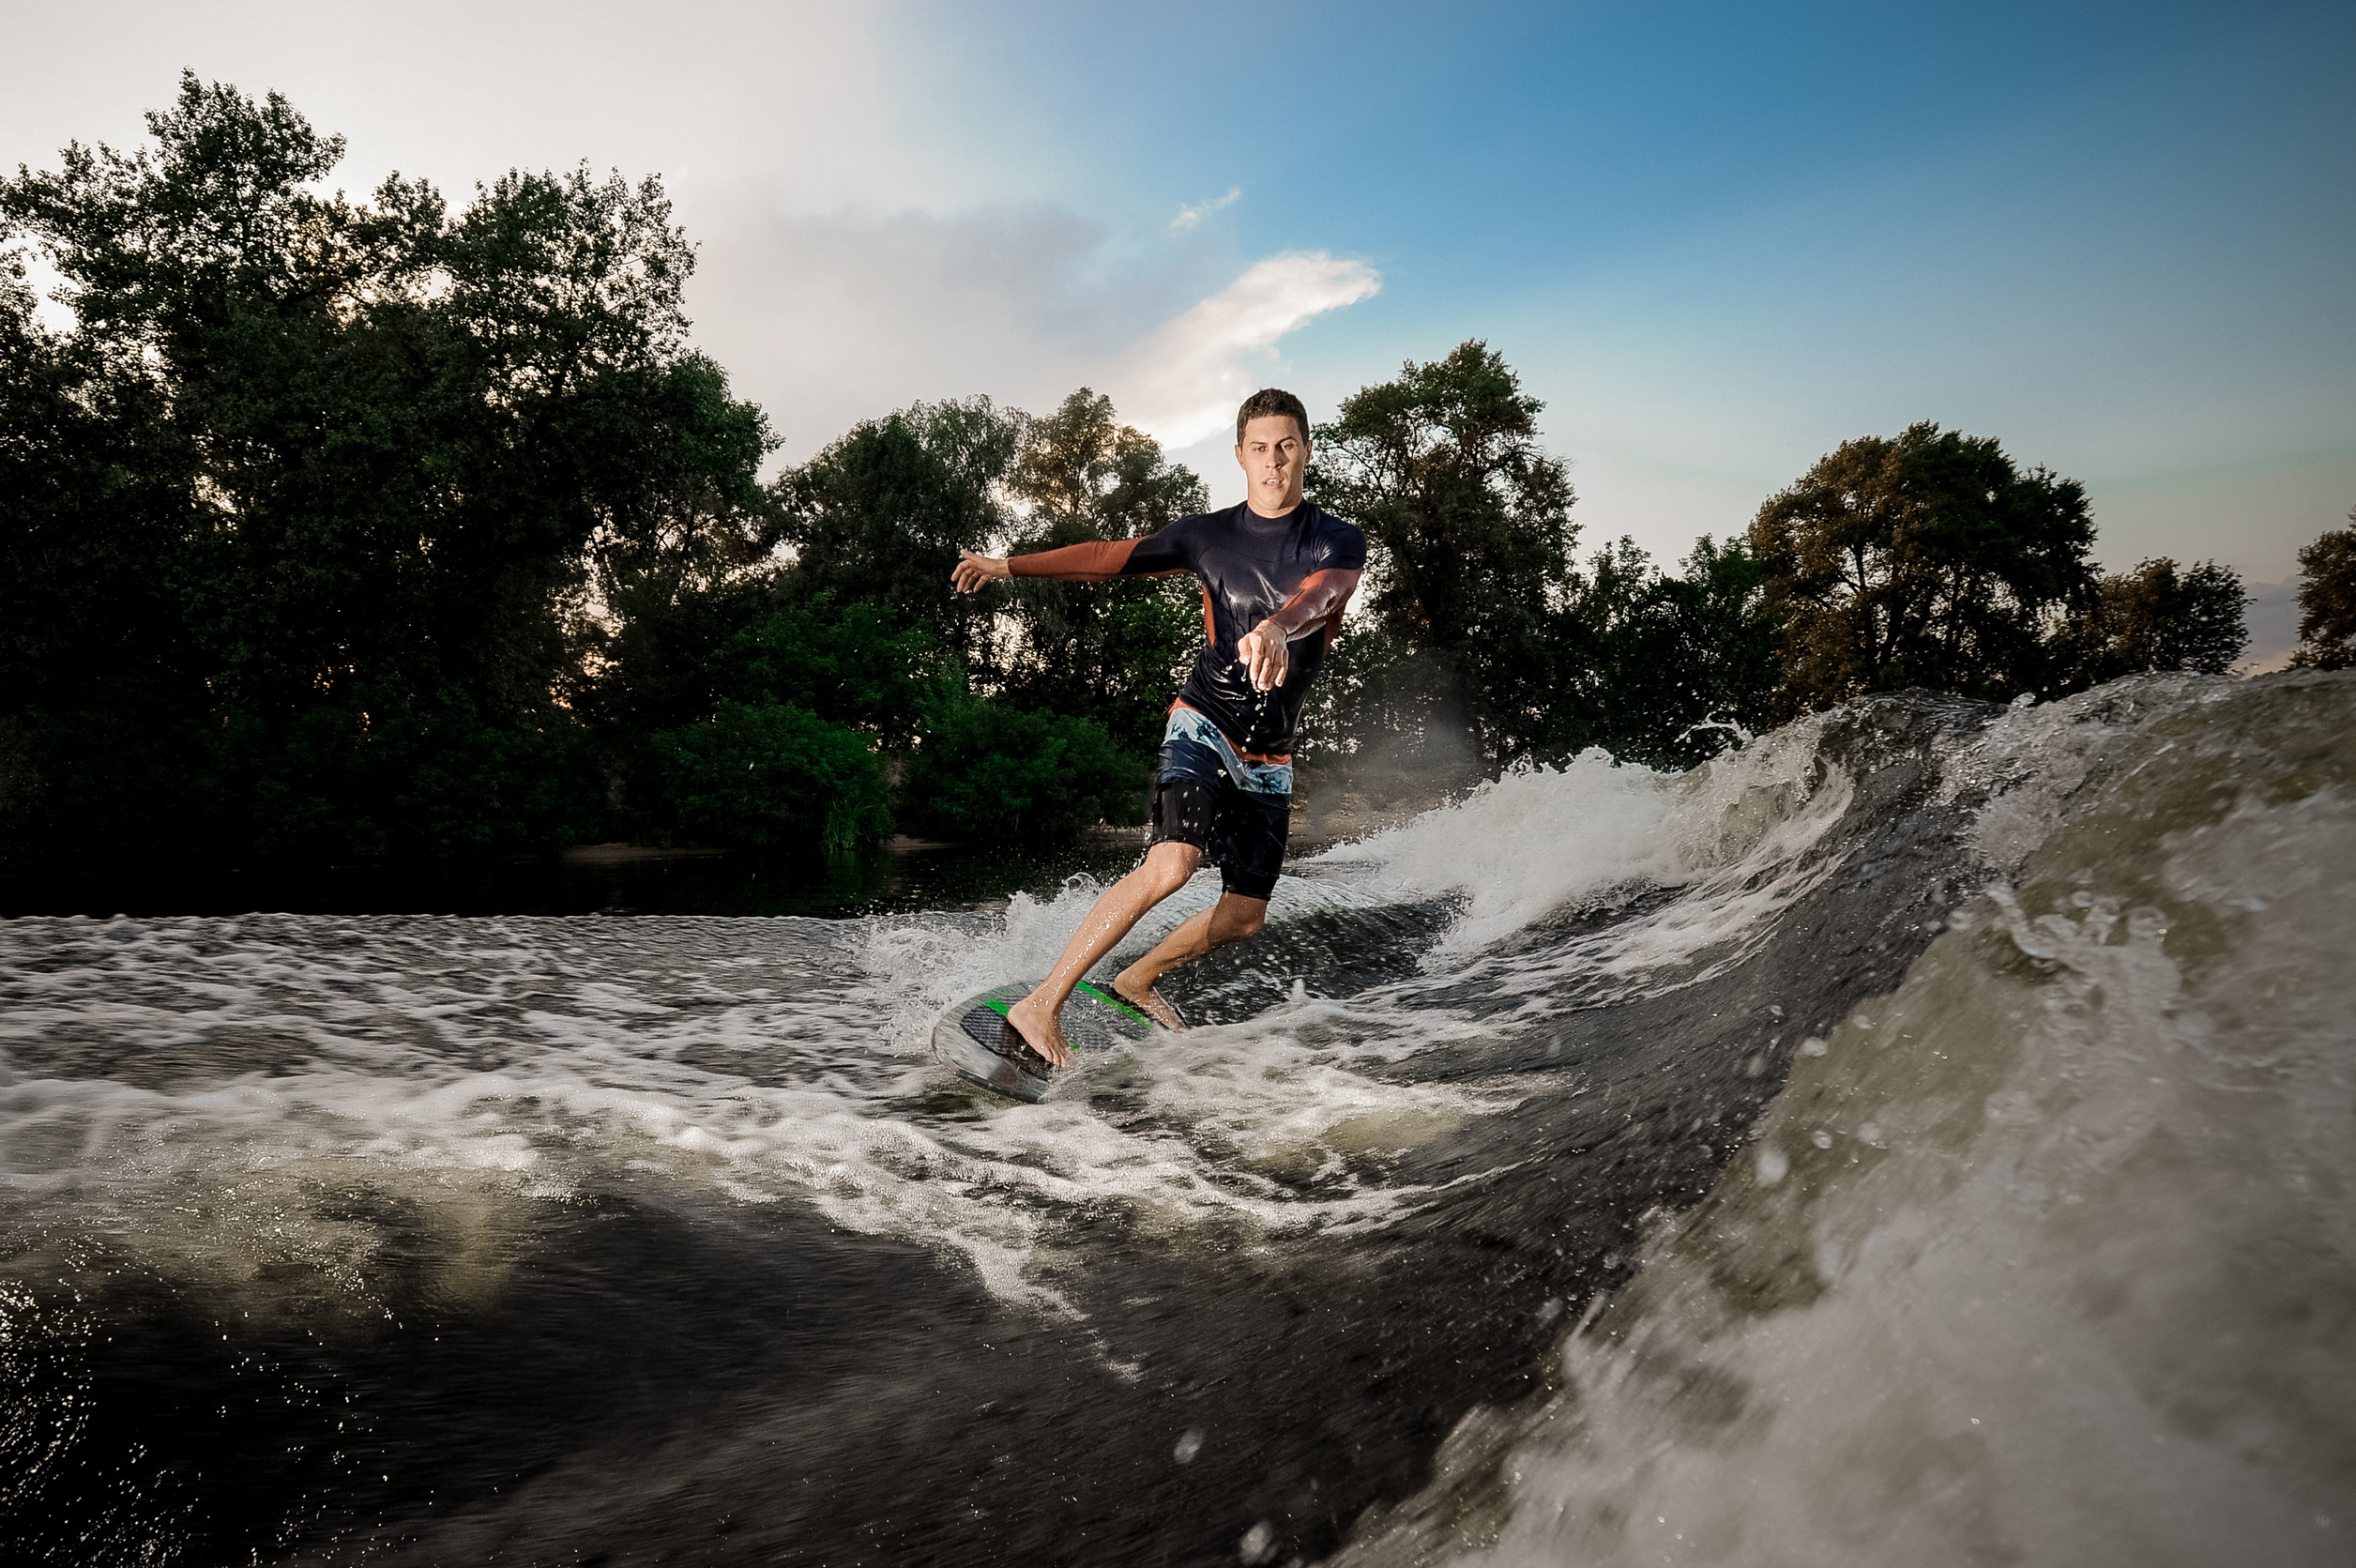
[1245,494,1302,519]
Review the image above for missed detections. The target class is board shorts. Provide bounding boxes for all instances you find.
[1148,710,1290,902]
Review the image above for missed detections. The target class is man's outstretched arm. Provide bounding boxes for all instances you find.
[950,534,1189,592]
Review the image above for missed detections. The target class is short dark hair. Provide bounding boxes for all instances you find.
[1236,388,1310,446]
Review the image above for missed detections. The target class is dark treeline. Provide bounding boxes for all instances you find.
[0,79,2275,868]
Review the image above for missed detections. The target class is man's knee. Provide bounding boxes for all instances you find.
[1141,840,1202,894]
[1210,894,1267,943]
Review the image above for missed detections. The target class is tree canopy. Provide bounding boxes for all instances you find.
[1747,421,2100,710]
[2058,557,2249,681]
[2,73,770,858]
[1311,341,1579,758]
[2288,513,2356,671]
[993,388,1207,754]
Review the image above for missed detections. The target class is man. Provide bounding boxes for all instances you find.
[948,388,1364,1066]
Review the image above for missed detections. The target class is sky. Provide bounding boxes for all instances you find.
[7,0,2352,655]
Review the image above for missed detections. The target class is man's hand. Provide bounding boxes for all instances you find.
[1239,619,1289,693]
[950,550,1012,593]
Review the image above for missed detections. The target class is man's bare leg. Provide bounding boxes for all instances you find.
[1005,842,1203,1067]
[1111,892,1269,1028]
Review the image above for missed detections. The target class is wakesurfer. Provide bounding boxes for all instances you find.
[948,388,1365,1066]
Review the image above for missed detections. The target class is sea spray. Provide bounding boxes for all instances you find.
[1332,671,2356,1568]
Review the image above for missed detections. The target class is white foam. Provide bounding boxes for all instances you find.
[0,890,1494,1319]
[1309,750,1683,953]
[1333,673,2356,1568]
[0,695,1927,1331]
[1302,718,1855,1017]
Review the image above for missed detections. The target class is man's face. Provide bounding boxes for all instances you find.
[1235,415,1309,514]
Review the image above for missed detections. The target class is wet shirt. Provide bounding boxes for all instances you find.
[1009,501,1366,764]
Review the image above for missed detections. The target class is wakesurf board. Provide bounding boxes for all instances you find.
[932,980,1162,1103]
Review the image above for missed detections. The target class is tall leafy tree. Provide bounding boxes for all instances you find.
[0,73,774,859]
[2056,557,2247,681]
[0,251,198,848]
[995,388,1207,754]
[1310,341,1579,759]
[771,395,1026,664]
[1748,421,2098,712]
[2288,513,2356,671]
[1554,536,1784,767]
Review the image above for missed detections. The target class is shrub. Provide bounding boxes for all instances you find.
[900,696,1142,841]
[647,701,890,849]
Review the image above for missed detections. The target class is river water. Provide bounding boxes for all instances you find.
[3,671,2350,1566]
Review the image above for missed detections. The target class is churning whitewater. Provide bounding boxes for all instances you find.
[2,671,2350,1565]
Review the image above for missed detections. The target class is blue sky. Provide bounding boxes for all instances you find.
[8,0,2352,647]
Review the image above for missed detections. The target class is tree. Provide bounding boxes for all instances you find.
[646,702,891,850]
[585,578,954,748]
[995,388,1206,754]
[1554,536,1784,768]
[897,693,1142,841]
[2288,513,2356,670]
[1748,421,2097,712]
[2057,557,2247,681]
[772,395,1025,665]
[0,247,205,853]
[1,74,771,860]
[1310,341,1578,759]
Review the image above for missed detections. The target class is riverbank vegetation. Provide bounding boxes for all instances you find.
[0,78,2278,866]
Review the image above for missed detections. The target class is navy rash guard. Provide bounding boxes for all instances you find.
[1009,501,1366,760]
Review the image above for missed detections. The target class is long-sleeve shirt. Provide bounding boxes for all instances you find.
[1009,500,1366,761]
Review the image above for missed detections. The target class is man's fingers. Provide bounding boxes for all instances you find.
[1241,632,1285,692]
[1253,632,1291,693]
[949,552,1002,593]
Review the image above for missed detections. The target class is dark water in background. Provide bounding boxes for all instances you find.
[0,836,1149,922]
[3,672,2352,1567]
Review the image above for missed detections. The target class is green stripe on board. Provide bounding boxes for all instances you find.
[981,997,1012,1017]
[1076,981,1151,1025]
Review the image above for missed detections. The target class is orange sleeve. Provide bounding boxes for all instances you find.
[1263,567,1361,639]
[1008,539,1178,583]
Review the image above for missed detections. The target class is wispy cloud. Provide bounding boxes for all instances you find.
[687,201,1116,461]
[684,189,1377,471]
[1117,251,1382,449]
[1168,187,1241,232]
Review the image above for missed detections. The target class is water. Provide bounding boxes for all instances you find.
[2,671,2349,1565]
[0,836,1153,921]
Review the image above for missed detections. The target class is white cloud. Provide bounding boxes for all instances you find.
[1115,252,1383,449]
[688,200,1119,460]
[686,198,1380,469]
[0,3,969,219]
[1169,187,1241,232]
[7,7,1385,488]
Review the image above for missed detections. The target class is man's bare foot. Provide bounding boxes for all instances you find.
[1004,992,1075,1068]
[1112,970,1185,1030]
